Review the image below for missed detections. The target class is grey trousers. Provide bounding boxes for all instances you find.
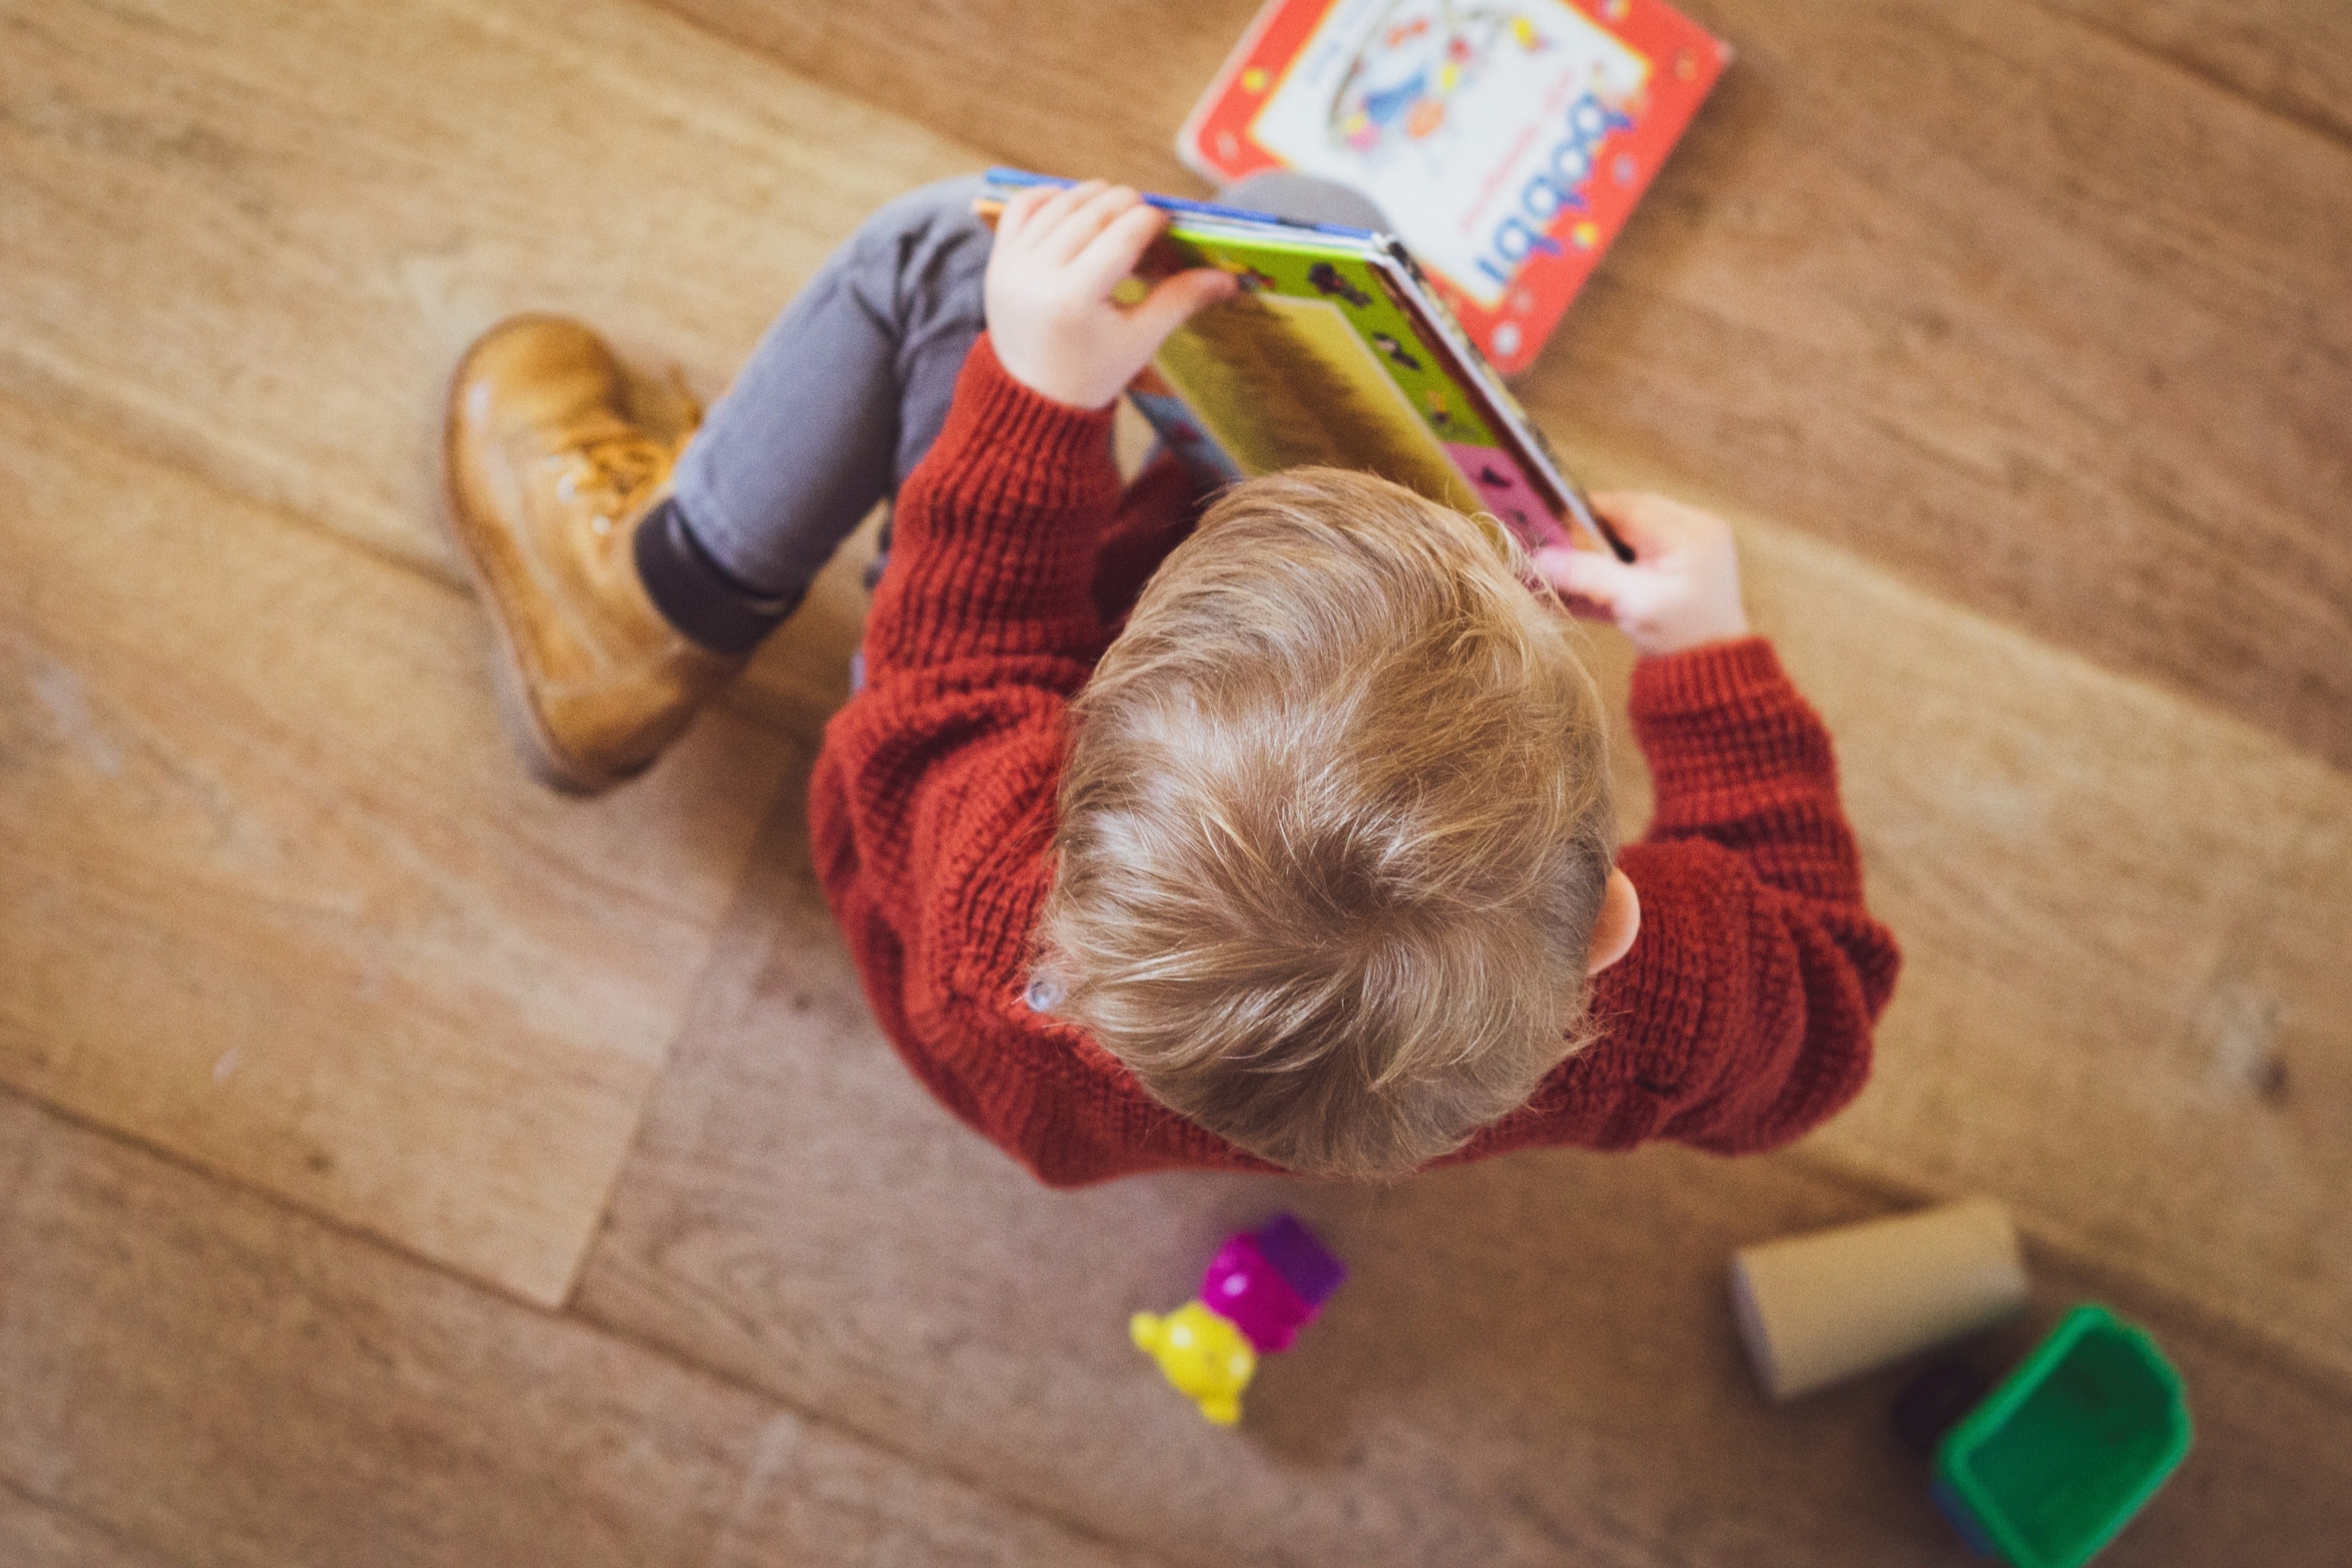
[669,172,1387,607]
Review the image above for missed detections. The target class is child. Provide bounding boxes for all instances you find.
[445,176,1898,1183]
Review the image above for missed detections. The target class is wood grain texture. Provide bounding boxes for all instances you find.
[0,0,963,737]
[573,762,2352,1568]
[1515,499,2352,1380]
[0,396,791,1305]
[8,0,2349,1559]
[716,1422,1173,1568]
[1720,505,2352,1378]
[0,1480,180,1568]
[0,1092,1177,1568]
[2035,0,2352,146]
[655,0,2352,770]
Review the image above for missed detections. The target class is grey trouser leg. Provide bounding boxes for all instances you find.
[672,175,992,598]
[669,172,1389,606]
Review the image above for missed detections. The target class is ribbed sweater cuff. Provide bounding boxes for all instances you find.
[1629,637,1833,803]
[870,336,1119,672]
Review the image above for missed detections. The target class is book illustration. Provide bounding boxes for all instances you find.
[1157,236,1504,451]
[1153,292,1483,515]
[1327,4,1555,160]
[1447,442,1562,545]
[1306,261,1374,308]
[1248,0,1649,315]
[979,169,1616,557]
[1370,331,1422,370]
[1180,0,1728,374]
[1127,381,1248,489]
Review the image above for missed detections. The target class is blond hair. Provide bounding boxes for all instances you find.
[1036,468,1616,1177]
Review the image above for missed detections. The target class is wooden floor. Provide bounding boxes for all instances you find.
[2,0,2348,1563]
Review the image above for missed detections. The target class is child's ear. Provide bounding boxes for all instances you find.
[1586,869,1641,976]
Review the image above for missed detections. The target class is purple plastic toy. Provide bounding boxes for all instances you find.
[1203,1213,1350,1353]
[1130,1213,1349,1424]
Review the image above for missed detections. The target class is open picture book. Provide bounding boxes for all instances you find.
[980,167,1628,560]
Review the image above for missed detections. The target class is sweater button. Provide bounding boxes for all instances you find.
[1024,976,1060,1012]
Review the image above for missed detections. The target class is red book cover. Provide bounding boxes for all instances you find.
[1179,0,1728,375]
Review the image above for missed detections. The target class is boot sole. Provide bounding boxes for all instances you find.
[440,316,654,798]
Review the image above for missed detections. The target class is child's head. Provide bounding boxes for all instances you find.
[1038,468,1620,1178]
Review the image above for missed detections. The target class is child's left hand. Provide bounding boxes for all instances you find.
[985,180,1239,410]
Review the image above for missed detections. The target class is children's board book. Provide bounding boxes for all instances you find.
[1177,0,1728,377]
[980,169,1627,560]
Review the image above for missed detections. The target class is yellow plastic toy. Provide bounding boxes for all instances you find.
[1129,1302,1257,1426]
[1130,1215,1348,1426]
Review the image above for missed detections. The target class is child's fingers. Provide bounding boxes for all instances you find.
[1126,265,1239,342]
[1590,491,1731,563]
[1585,492,1681,561]
[1033,182,1133,264]
[1535,545,1632,609]
[993,183,1056,246]
[1071,201,1172,293]
[1011,179,1106,257]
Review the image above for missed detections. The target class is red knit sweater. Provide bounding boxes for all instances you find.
[811,337,1900,1186]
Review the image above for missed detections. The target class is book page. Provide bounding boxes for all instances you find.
[1154,293,1482,513]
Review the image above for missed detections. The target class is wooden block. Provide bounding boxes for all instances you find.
[574,764,2352,1567]
[0,397,792,1304]
[0,1094,1166,1568]
[652,0,2352,770]
[0,0,971,734]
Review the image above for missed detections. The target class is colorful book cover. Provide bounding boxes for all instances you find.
[981,171,1623,558]
[1178,0,1729,375]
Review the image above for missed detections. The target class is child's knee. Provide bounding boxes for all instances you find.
[858,174,993,254]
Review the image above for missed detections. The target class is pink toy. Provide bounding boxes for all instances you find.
[1132,1214,1348,1423]
[1201,1213,1348,1353]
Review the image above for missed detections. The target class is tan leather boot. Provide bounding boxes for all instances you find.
[444,315,741,793]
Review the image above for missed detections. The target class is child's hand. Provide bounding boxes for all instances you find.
[1534,491,1752,656]
[984,180,1239,410]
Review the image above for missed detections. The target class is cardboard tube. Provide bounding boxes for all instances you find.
[1729,1198,2028,1402]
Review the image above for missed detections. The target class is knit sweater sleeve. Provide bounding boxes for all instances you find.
[861,334,1119,682]
[811,336,1151,1171]
[1603,637,1901,1153]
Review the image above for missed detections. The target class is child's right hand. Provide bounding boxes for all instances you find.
[984,179,1237,411]
[1533,492,1752,657]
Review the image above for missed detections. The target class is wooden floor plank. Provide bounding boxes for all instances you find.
[1476,499,2352,1381]
[9,0,2348,1556]
[1720,507,2352,1379]
[573,760,2352,1568]
[0,1092,1172,1568]
[0,0,964,736]
[654,0,2352,771]
[0,1481,181,1568]
[0,1095,762,1568]
[716,1422,1172,1568]
[0,396,792,1304]
[589,0,2352,1367]
[2035,0,2352,146]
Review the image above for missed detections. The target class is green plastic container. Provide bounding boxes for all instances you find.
[1932,1304,2192,1567]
